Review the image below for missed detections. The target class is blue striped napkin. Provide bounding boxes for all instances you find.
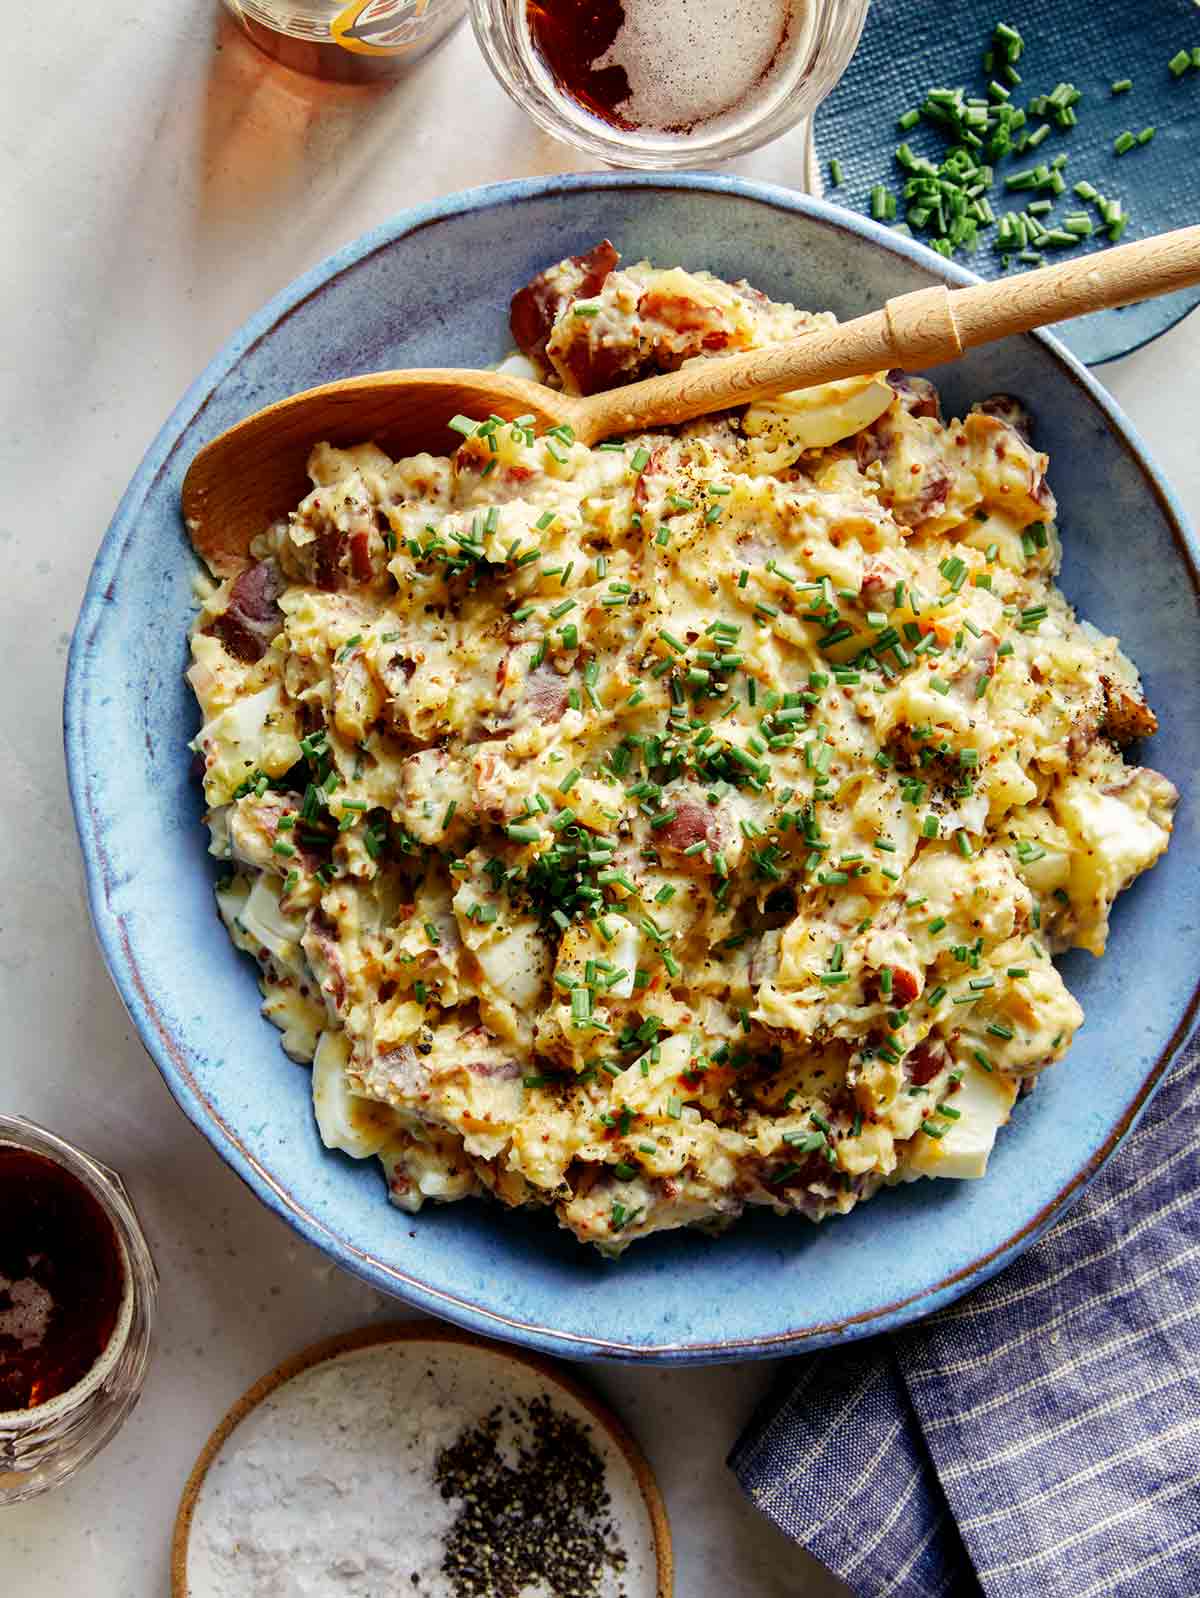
[729,1036,1200,1597]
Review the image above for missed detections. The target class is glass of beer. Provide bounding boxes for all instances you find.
[222,0,467,83]
[471,0,870,168]
[0,1116,157,1504]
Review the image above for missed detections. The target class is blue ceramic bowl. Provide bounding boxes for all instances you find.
[66,174,1200,1364]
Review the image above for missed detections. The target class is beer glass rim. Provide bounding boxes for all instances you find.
[469,0,871,169]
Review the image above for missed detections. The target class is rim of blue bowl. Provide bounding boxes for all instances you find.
[65,172,1200,1362]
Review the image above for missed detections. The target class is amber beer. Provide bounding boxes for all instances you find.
[526,0,811,134]
[0,1147,124,1412]
[222,0,466,82]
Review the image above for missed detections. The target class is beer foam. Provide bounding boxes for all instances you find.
[596,0,803,132]
[0,1272,54,1351]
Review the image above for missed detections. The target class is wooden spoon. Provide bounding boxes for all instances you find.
[184,225,1200,576]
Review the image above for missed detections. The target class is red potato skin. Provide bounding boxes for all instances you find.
[564,340,630,397]
[524,663,570,722]
[658,801,714,856]
[509,240,620,363]
[894,462,952,528]
[887,371,941,420]
[205,560,284,662]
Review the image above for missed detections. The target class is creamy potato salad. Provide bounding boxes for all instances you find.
[187,244,1176,1253]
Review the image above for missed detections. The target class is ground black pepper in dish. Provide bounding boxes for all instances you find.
[434,1395,630,1597]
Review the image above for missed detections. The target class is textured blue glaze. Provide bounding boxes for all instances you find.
[66,174,1200,1364]
[815,0,1200,364]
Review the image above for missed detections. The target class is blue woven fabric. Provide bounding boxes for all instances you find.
[730,1039,1200,1597]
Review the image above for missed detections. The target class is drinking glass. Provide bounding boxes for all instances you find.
[0,1117,157,1505]
[470,0,870,169]
[223,0,467,82]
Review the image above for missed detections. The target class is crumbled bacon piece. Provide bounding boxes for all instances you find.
[313,525,344,592]
[349,528,374,584]
[309,929,347,1011]
[865,966,919,1007]
[459,1026,521,1080]
[906,1039,947,1086]
[1102,676,1158,744]
[633,445,667,507]
[860,560,901,600]
[890,968,920,1006]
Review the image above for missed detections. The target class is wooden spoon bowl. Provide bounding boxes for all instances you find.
[183,371,569,577]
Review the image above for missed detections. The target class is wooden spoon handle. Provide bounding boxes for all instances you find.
[912,223,1200,353]
[576,225,1200,441]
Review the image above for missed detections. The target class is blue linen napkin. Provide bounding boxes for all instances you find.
[729,1035,1200,1597]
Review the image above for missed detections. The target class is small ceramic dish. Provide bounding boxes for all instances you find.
[171,1323,672,1597]
[66,173,1200,1364]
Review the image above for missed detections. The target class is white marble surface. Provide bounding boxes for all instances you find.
[1,5,1196,1594]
